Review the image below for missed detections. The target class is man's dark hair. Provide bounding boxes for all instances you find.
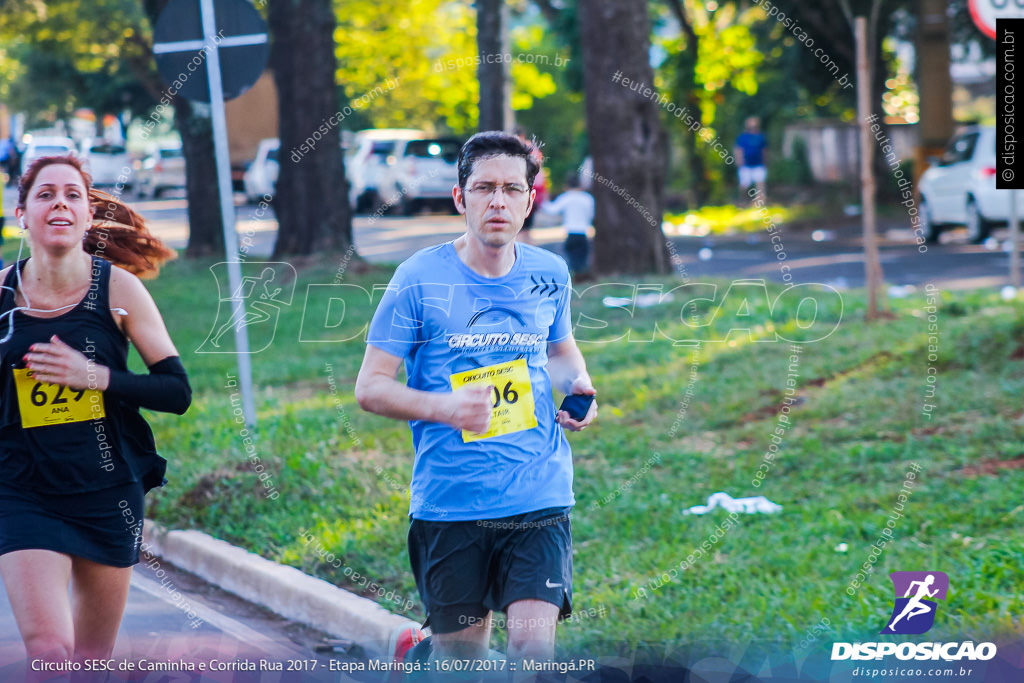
[457,131,540,190]
[565,173,581,189]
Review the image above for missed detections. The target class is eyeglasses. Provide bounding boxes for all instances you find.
[466,182,529,198]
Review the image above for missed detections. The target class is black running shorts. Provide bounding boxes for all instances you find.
[408,506,572,634]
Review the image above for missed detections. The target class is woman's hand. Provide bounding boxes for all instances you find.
[24,335,109,391]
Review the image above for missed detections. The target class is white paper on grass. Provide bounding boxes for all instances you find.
[601,293,675,308]
[683,491,782,515]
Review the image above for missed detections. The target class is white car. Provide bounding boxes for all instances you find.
[21,136,76,172]
[80,140,131,188]
[918,125,1009,243]
[346,128,426,212]
[377,137,462,215]
[243,138,279,202]
[135,144,186,198]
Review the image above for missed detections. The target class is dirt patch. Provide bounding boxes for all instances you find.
[737,351,895,423]
[176,465,246,508]
[955,455,1024,477]
[739,395,806,422]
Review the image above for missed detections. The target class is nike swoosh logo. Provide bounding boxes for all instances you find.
[545,579,563,588]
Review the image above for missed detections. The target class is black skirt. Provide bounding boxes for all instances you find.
[0,480,145,567]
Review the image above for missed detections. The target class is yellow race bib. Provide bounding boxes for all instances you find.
[450,358,537,442]
[13,368,105,429]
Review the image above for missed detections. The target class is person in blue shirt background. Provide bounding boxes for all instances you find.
[1,137,19,188]
[735,116,768,204]
[356,131,597,666]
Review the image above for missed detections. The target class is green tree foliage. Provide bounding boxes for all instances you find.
[0,0,157,126]
[510,22,583,192]
[333,0,564,135]
[509,25,558,111]
[680,4,762,125]
[332,0,478,132]
[729,0,916,123]
[657,2,765,204]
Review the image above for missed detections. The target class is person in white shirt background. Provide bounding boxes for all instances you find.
[542,174,595,278]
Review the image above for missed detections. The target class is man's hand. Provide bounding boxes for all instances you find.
[24,335,109,391]
[556,377,597,432]
[443,384,494,434]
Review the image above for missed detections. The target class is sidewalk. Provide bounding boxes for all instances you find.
[141,520,412,657]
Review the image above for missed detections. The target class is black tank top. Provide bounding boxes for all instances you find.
[0,257,166,493]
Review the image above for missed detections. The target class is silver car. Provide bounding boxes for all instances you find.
[377,137,462,215]
[136,144,186,198]
[918,125,1008,244]
[21,136,76,172]
[346,128,426,212]
[243,138,279,203]
[80,140,132,188]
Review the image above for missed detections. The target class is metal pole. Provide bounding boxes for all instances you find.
[1012,190,1021,289]
[200,0,258,428]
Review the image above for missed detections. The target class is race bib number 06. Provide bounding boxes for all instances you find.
[450,358,537,442]
[13,368,104,429]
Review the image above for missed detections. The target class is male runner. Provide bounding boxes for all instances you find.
[355,131,597,664]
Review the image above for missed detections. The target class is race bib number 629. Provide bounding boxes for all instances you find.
[13,368,104,429]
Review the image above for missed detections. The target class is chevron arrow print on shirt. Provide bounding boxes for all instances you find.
[530,275,560,298]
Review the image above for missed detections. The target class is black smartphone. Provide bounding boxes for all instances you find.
[559,393,594,421]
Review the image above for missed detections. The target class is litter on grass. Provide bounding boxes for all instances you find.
[684,491,782,515]
[602,293,675,308]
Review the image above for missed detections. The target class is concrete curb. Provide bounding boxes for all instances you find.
[142,520,410,657]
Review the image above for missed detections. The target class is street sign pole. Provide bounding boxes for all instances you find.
[198,0,257,428]
[1012,190,1021,289]
[154,0,269,429]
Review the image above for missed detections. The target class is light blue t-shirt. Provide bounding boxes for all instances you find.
[367,241,575,521]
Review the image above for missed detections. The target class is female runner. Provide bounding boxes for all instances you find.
[0,154,191,672]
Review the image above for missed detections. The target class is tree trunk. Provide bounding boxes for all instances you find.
[476,0,512,131]
[915,0,953,149]
[578,0,669,274]
[663,0,709,208]
[268,0,352,257]
[175,99,227,257]
[856,17,885,320]
[142,0,225,258]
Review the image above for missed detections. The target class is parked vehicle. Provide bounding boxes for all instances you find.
[80,139,131,188]
[377,137,462,215]
[21,136,76,172]
[346,129,426,212]
[918,125,1007,244]
[243,138,279,202]
[135,144,186,198]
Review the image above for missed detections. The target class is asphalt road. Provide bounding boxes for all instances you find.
[2,185,1018,291]
[666,226,1018,292]
[0,557,362,680]
[129,191,1022,292]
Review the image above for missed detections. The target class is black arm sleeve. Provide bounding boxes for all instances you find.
[105,356,192,415]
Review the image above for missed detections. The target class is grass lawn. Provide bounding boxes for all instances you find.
[664,203,822,235]
[6,236,1020,660]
